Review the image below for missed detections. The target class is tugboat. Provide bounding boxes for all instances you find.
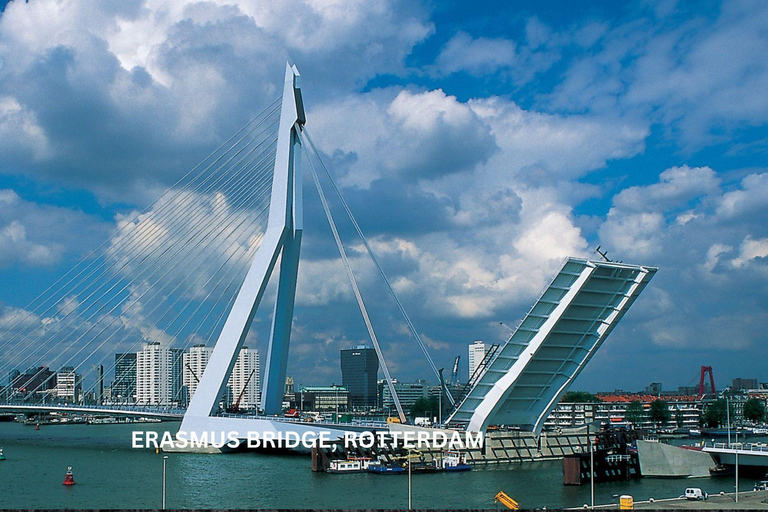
[441,451,471,471]
[62,466,76,486]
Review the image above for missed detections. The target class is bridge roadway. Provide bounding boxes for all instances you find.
[0,403,185,420]
[0,403,392,432]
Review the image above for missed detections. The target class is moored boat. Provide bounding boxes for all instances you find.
[326,457,372,474]
[367,463,405,474]
[441,450,471,471]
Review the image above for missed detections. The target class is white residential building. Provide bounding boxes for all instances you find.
[183,344,213,401]
[136,342,173,406]
[229,347,260,410]
[468,340,487,378]
[181,345,260,410]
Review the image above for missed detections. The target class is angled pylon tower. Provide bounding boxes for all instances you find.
[181,63,304,430]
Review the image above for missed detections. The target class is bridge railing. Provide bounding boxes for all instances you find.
[706,442,768,453]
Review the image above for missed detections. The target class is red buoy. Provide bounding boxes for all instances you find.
[35,423,40,431]
[63,466,76,486]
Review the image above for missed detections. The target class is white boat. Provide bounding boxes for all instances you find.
[326,457,372,473]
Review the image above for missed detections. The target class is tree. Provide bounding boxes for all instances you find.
[625,401,645,427]
[702,399,732,428]
[562,391,601,403]
[650,399,671,426]
[744,398,766,424]
[409,396,439,419]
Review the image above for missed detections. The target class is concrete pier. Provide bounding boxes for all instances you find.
[636,439,715,478]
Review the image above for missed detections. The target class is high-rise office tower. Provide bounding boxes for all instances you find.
[340,346,379,409]
[468,340,487,378]
[113,353,137,404]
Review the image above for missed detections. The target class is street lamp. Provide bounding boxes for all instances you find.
[162,455,168,510]
[735,429,739,503]
[408,447,412,510]
[589,423,594,510]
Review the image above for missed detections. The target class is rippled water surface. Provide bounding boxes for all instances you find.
[0,422,763,509]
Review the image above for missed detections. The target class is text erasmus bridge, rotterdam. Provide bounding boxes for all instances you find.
[0,64,656,447]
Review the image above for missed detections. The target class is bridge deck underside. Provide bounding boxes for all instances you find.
[448,258,656,433]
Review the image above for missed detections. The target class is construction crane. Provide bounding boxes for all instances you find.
[232,368,257,412]
[185,363,200,383]
[449,356,460,386]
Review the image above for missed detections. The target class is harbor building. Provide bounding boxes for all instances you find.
[228,347,260,410]
[112,353,137,404]
[8,366,56,399]
[381,379,428,413]
[55,367,82,402]
[299,385,348,411]
[467,340,487,378]
[543,395,703,430]
[136,342,173,406]
[733,378,758,391]
[340,346,378,409]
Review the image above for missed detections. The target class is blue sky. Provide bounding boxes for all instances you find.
[0,0,766,394]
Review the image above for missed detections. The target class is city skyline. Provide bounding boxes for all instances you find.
[0,1,765,394]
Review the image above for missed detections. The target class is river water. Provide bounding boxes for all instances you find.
[0,421,763,509]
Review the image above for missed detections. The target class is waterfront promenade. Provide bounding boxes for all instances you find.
[586,489,768,510]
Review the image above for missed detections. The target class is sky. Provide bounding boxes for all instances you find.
[0,0,766,395]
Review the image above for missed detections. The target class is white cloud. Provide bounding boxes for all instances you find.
[435,32,516,76]
[731,236,768,269]
[716,173,768,220]
[310,88,497,186]
[545,0,768,150]
[470,97,648,182]
[613,165,721,213]
[0,189,107,268]
[0,0,434,197]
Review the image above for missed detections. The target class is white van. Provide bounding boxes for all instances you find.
[684,488,707,500]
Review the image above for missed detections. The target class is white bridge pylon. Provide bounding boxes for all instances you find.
[181,64,305,431]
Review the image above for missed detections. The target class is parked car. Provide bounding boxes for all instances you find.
[684,488,707,500]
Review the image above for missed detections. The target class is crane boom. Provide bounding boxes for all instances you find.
[450,356,460,386]
[233,368,257,411]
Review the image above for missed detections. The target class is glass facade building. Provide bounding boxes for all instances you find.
[340,346,378,409]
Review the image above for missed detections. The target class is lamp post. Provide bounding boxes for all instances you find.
[589,423,595,510]
[408,447,412,510]
[161,455,168,509]
[726,395,731,446]
[735,429,739,503]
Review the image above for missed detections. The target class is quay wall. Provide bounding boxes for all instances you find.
[388,424,589,465]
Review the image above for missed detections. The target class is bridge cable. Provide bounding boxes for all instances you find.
[302,129,455,407]
[0,100,281,361]
[301,135,407,424]
[0,98,281,353]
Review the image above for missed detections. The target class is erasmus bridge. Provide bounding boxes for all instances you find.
[0,64,656,443]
